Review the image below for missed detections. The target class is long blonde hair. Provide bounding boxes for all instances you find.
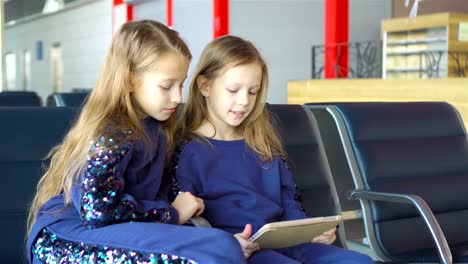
[27,20,191,234]
[179,35,285,162]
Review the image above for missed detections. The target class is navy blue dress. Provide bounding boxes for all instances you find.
[28,119,244,264]
[173,138,374,264]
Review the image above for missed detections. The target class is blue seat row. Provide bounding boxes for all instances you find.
[0,107,79,262]
[46,92,89,107]
[3,102,467,263]
[0,91,89,107]
[0,104,344,262]
[0,91,42,106]
[307,102,468,264]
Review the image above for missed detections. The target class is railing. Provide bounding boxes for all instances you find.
[448,51,468,77]
[311,41,382,79]
[385,50,468,79]
[312,42,468,79]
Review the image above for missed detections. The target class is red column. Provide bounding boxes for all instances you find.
[213,0,229,39]
[167,0,173,28]
[112,0,133,34]
[324,0,348,78]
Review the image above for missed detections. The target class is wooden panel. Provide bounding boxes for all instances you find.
[448,23,468,51]
[382,12,468,33]
[288,78,468,128]
[382,13,450,33]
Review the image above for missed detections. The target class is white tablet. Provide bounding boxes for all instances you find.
[249,215,342,249]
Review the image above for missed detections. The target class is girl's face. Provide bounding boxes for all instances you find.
[201,62,262,132]
[132,52,189,121]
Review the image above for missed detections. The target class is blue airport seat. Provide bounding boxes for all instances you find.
[46,92,89,107]
[0,107,79,263]
[267,104,346,248]
[306,103,366,244]
[308,102,468,264]
[0,91,42,106]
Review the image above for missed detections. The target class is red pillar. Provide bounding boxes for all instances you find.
[325,0,348,78]
[112,0,133,34]
[213,0,229,39]
[167,0,173,28]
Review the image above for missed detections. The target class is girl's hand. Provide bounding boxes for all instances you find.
[172,191,205,224]
[311,227,337,245]
[234,224,260,259]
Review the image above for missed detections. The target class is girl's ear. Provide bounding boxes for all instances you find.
[129,75,138,93]
[197,75,209,97]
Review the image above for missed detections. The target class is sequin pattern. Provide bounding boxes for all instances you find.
[167,141,190,202]
[33,228,198,264]
[281,158,306,213]
[81,132,172,228]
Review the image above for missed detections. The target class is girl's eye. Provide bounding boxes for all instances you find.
[249,91,258,95]
[160,85,171,90]
[227,89,237,93]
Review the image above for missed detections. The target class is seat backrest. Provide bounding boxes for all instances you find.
[46,92,89,107]
[0,107,78,263]
[305,104,366,244]
[0,91,42,106]
[328,102,468,262]
[305,104,361,213]
[267,104,345,247]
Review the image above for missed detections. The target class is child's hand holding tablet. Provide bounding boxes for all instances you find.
[248,215,343,249]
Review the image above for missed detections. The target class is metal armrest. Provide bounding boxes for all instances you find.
[347,190,452,264]
[341,210,363,220]
[188,216,212,228]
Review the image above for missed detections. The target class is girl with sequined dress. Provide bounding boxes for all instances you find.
[26,20,245,264]
[172,36,375,264]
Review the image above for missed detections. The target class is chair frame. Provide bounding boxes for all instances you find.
[308,104,453,264]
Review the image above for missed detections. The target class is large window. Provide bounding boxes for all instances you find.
[5,52,16,90]
[22,49,31,90]
[50,43,63,92]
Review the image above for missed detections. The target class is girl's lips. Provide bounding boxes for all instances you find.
[230,110,246,118]
[164,108,177,113]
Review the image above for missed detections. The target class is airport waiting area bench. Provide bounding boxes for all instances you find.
[306,102,468,264]
[0,104,348,263]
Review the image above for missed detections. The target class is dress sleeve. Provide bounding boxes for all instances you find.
[279,158,308,221]
[171,143,200,197]
[79,134,178,229]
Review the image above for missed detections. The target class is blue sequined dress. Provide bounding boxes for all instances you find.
[27,118,245,264]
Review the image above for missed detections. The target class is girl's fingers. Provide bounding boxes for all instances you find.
[194,197,204,215]
[242,242,260,258]
[195,202,204,215]
[323,227,337,236]
[313,238,328,243]
[244,242,257,250]
[312,234,336,244]
[243,249,254,259]
[312,235,326,242]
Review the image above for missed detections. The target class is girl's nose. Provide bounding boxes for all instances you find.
[237,91,249,106]
[172,88,182,104]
